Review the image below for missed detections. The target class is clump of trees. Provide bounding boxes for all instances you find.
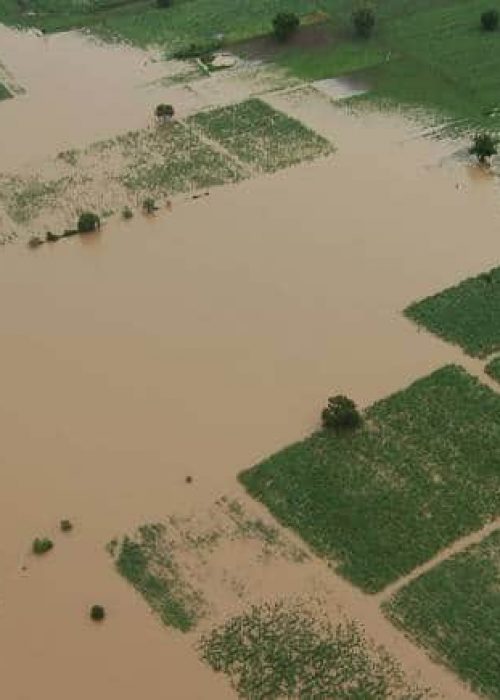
[272,12,300,42]
[155,103,175,124]
[481,9,499,31]
[470,132,498,163]
[352,4,376,38]
[77,211,101,233]
[322,395,362,430]
[32,537,54,555]
[90,604,106,621]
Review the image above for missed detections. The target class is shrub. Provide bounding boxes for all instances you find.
[143,197,157,214]
[122,206,133,220]
[60,519,73,532]
[46,231,59,242]
[321,395,362,430]
[272,12,300,42]
[90,604,106,621]
[28,235,43,248]
[352,4,375,38]
[77,211,101,233]
[470,132,498,163]
[32,537,54,555]
[155,103,175,122]
[481,9,499,31]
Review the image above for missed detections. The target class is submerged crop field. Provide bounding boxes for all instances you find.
[240,365,500,592]
[190,98,333,173]
[201,600,429,699]
[386,529,500,699]
[405,266,500,358]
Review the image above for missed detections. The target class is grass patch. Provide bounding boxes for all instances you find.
[386,529,500,699]
[200,600,428,699]
[240,365,500,592]
[0,175,69,224]
[405,265,500,358]
[114,523,202,632]
[190,98,333,173]
[486,356,500,384]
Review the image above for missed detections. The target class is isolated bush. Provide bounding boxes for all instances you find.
[77,211,101,233]
[60,519,73,532]
[352,4,375,38]
[143,197,157,214]
[272,12,300,42]
[470,132,498,163]
[122,206,134,220]
[32,537,54,555]
[481,9,499,31]
[322,395,362,430]
[155,103,175,122]
[90,604,106,621]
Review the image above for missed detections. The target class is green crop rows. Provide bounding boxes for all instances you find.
[240,365,500,592]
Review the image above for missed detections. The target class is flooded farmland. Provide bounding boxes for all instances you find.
[0,24,498,700]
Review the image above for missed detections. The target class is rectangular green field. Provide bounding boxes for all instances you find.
[386,529,500,699]
[189,98,333,173]
[405,266,500,358]
[240,365,500,592]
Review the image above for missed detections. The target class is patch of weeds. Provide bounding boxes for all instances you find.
[240,365,500,592]
[386,529,500,699]
[114,524,203,632]
[57,148,79,166]
[405,265,500,358]
[189,98,333,173]
[0,175,69,224]
[200,600,428,699]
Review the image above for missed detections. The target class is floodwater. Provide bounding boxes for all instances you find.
[0,25,498,700]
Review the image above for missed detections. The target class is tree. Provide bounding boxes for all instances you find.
[470,133,498,163]
[272,12,300,42]
[352,4,375,38]
[90,605,106,621]
[77,211,101,233]
[32,537,54,555]
[157,0,171,7]
[155,103,175,124]
[321,395,362,431]
[481,9,499,31]
[143,197,158,214]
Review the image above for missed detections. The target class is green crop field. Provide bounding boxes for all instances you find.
[240,365,500,592]
[486,356,500,383]
[200,600,428,699]
[386,529,500,699]
[405,266,500,358]
[190,98,333,173]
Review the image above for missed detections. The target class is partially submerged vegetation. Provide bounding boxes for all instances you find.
[200,600,429,699]
[32,537,54,555]
[241,365,500,592]
[190,98,333,173]
[386,529,500,699]
[405,265,500,358]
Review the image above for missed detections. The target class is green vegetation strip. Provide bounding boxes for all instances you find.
[240,365,500,592]
[113,524,202,632]
[485,356,500,384]
[405,266,500,358]
[200,600,428,699]
[386,529,500,699]
[0,83,11,100]
[189,98,333,173]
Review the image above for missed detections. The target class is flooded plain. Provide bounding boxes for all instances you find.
[0,25,499,700]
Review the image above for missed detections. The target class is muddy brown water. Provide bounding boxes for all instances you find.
[0,25,498,700]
